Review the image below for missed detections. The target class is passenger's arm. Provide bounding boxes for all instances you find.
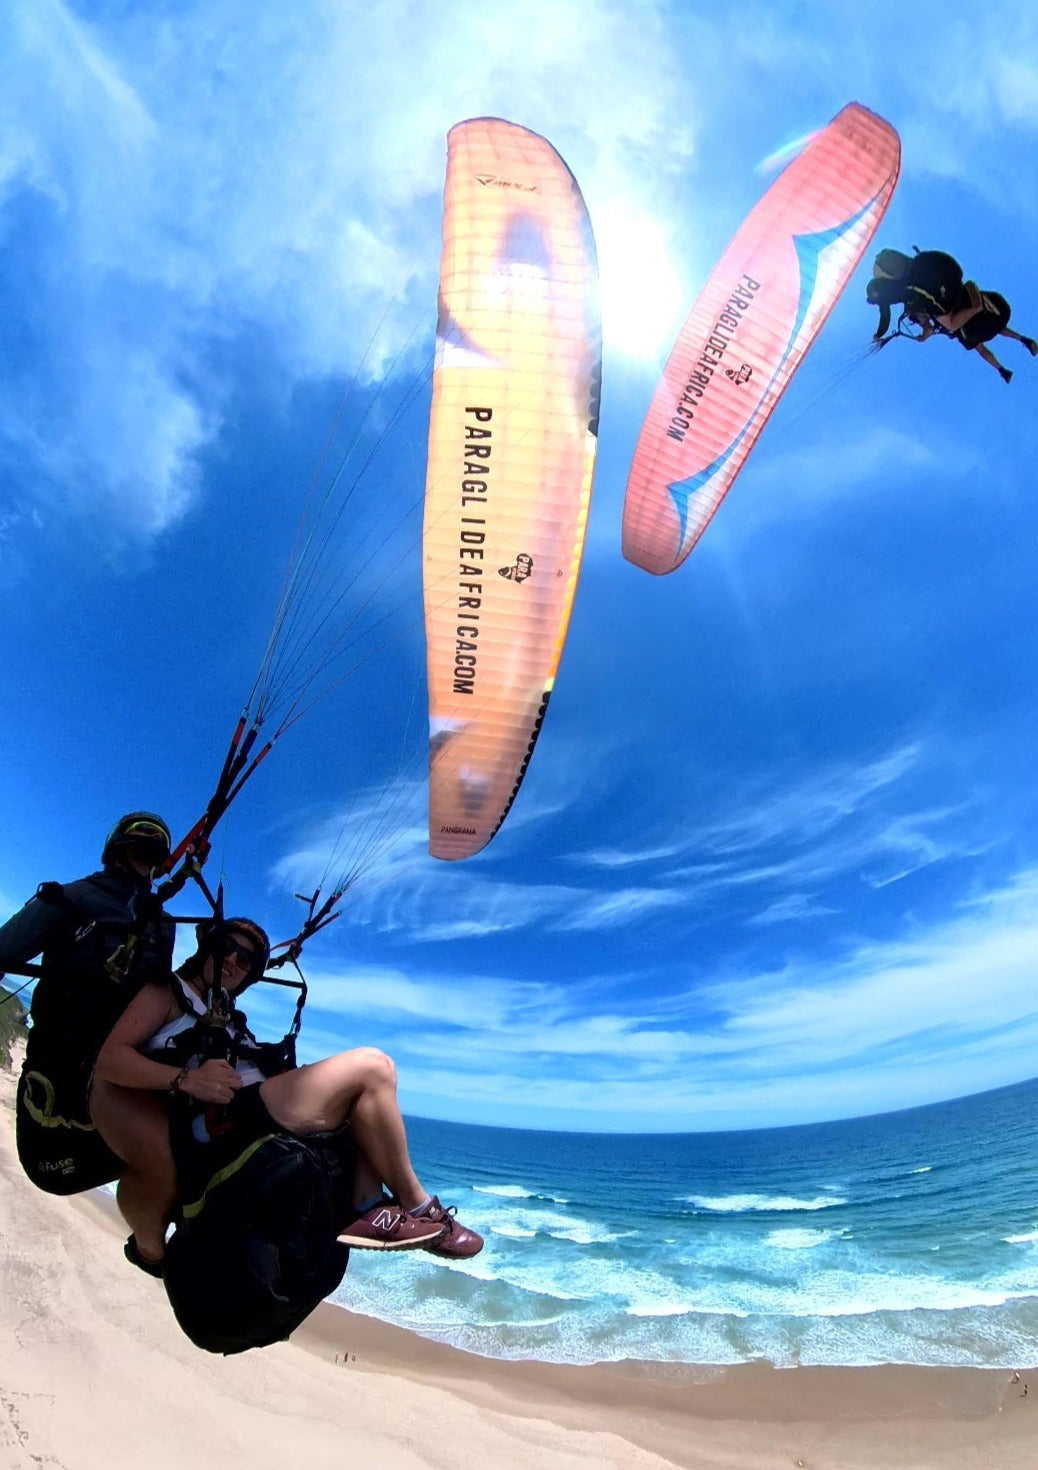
[93,982,185,1091]
[94,982,243,1102]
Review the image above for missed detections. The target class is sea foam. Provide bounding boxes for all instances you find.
[685,1192,847,1213]
[765,1228,835,1250]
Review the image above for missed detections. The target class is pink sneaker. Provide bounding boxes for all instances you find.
[416,1197,484,1258]
[338,1200,446,1251]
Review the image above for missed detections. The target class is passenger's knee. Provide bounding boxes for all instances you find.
[353,1046,396,1089]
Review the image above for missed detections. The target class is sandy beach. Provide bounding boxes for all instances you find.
[1,1048,1033,1470]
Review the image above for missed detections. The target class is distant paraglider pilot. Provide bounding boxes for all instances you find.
[866,247,964,337]
[867,247,1038,383]
[0,812,175,1196]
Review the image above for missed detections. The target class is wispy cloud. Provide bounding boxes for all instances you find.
[269,787,586,941]
[269,781,428,895]
[749,893,837,926]
[687,799,989,901]
[278,865,1038,1129]
[0,0,696,562]
[685,0,1038,217]
[554,886,689,930]
[575,839,695,871]
[271,738,997,947]
[893,13,1038,211]
[698,869,1038,1079]
[735,426,952,530]
[689,745,923,855]
[570,741,990,922]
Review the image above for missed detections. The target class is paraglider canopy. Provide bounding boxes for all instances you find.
[622,101,901,576]
[422,118,602,860]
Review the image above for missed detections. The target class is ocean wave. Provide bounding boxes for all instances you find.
[478,1245,1038,1324]
[910,1166,933,1174]
[486,1205,622,1245]
[472,1183,569,1204]
[403,1300,1038,1372]
[685,1193,848,1214]
[334,1248,1038,1372]
[1005,1230,1038,1245]
[765,1228,835,1250]
[785,1280,1021,1317]
[624,1299,696,1318]
[632,1263,1038,1323]
[542,1216,623,1246]
[624,1299,749,1320]
[433,1254,603,1304]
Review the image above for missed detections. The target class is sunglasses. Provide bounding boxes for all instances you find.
[224,942,259,967]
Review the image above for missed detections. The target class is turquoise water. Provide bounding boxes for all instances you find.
[334,1076,1038,1367]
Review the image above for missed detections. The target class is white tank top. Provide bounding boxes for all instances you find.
[146,975,266,1088]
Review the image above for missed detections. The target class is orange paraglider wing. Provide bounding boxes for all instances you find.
[423,119,601,860]
[623,102,901,576]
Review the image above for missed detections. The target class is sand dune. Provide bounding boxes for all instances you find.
[0,1050,1033,1469]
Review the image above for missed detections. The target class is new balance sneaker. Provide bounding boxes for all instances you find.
[338,1200,446,1251]
[416,1197,484,1258]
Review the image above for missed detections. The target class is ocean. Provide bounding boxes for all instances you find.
[334,1075,1038,1368]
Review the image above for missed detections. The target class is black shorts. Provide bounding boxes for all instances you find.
[957,292,1011,349]
[171,1083,355,1217]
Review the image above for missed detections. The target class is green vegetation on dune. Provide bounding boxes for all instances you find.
[0,985,27,1070]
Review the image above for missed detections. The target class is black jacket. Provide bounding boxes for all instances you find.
[0,866,175,1069]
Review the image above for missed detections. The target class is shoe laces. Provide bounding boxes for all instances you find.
[426,1197,460,1232]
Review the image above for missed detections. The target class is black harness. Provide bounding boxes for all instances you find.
[12,873,176,1196]
[150,973,302,1080]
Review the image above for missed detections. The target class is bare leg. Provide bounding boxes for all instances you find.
[260,1048,426,1210]
[90,1079,178,1261]
[977,343,1013,382]
[351,1149,385,1210]
[1000,326,1038,355]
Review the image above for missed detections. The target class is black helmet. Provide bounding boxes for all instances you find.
[194,916,271,990]
[102,812,172,870]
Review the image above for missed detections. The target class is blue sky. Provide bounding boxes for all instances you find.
[3,0,1038,1132]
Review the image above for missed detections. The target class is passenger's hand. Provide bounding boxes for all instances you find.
[181,1059,242,1104]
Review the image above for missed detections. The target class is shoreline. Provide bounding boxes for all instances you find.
[2,1053,1035,1469]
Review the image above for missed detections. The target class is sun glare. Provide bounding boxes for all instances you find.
[755,128,819,176]
[594,202,687,363]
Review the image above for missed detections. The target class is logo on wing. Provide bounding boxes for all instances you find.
[499,552,533,583]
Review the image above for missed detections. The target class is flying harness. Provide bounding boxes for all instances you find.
[159,894,356,1356]
[867,247,966,344]
[0,751,354,1211]
[152,961,307,1084]
[5,871,177,1195]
